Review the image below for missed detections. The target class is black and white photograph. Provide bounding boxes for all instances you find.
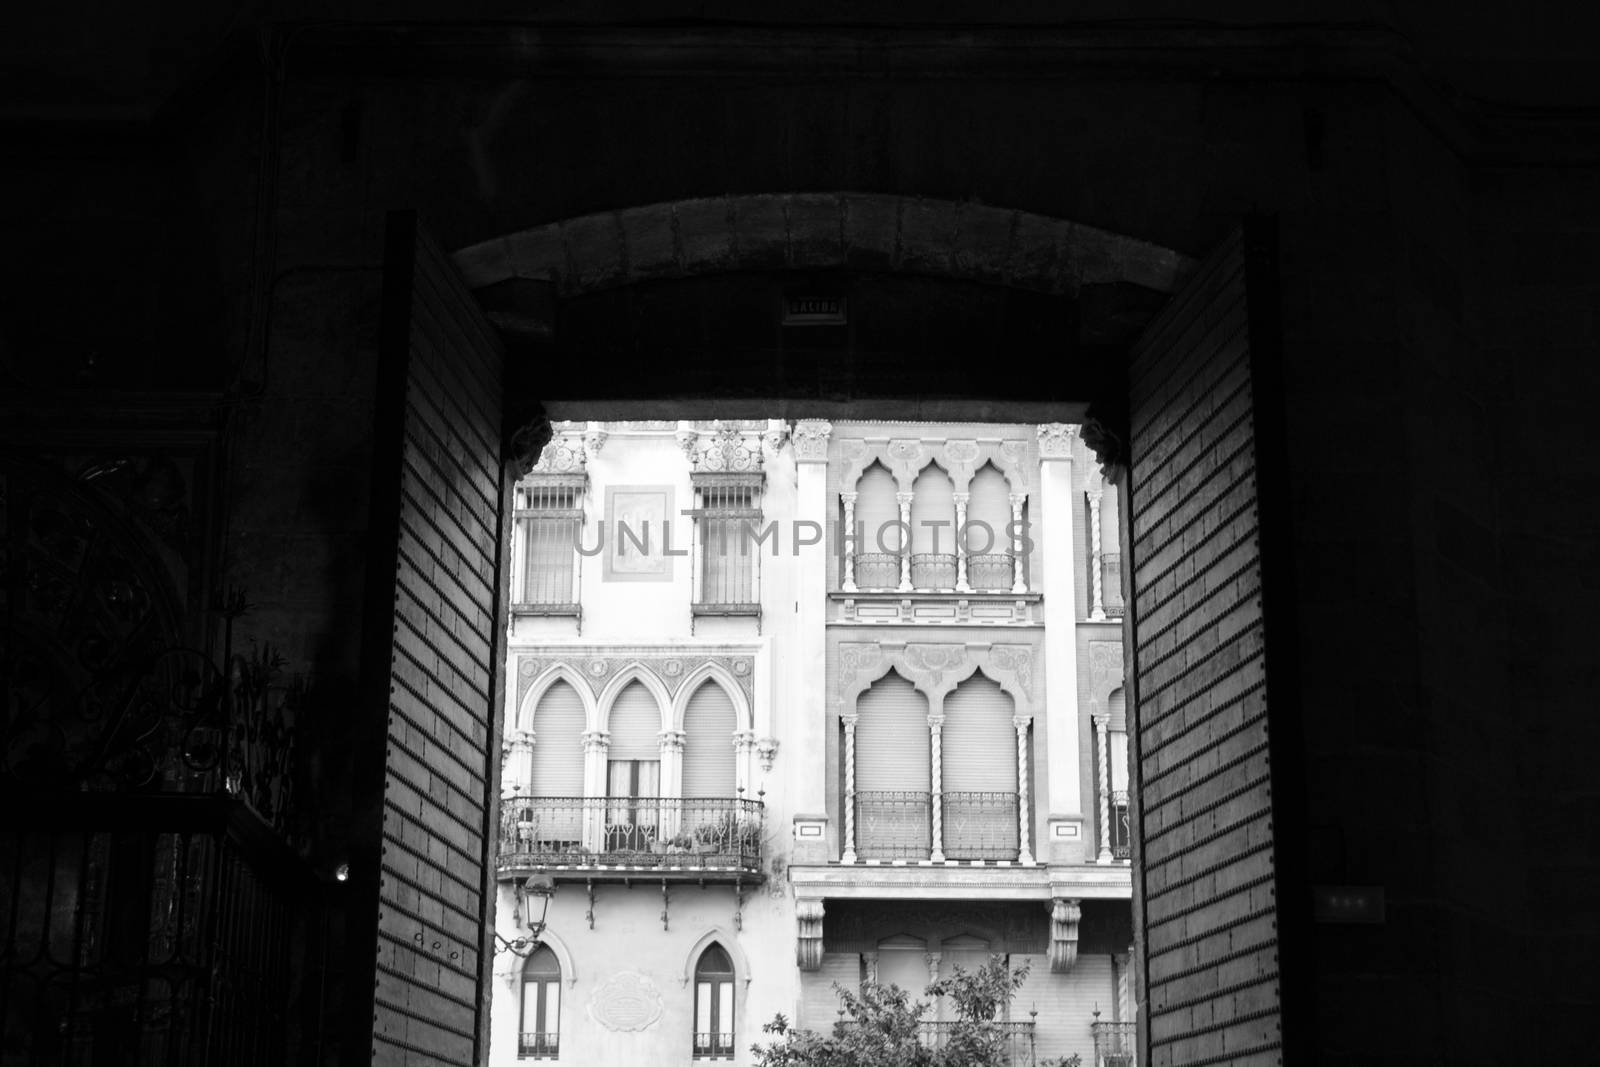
[2,4,1596,1065]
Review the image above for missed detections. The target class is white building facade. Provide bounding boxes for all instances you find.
[490,419,1134,1067]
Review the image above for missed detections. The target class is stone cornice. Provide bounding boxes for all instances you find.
[788,862,1131,900]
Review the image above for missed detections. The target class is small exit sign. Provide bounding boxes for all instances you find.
[1312,885,1386,924]
[783,295,847,325]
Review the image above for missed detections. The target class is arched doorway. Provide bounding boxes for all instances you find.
[355,200,1299,1067]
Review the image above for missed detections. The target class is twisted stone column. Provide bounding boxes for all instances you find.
[1009,493,1028,593]
[841,492,858,592]
[1088,485,1106,621]
[929,713,946,863]
[1015,716,1034,865]
[1094,713,1114,865]
[841,714,859,864]
[953,492,972,593]
[896,491,914,591]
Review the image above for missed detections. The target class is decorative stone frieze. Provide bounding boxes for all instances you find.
[1048,898,1083,973]
[1087,640,1125,714]
[687,422,765,472]
[514,649,757,710]
[530,426,588,473]
[836,640,1039,711]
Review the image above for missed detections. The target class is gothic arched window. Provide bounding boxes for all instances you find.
[693,943,735,1059]
[519,945,561,1058]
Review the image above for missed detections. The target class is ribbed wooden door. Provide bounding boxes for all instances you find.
[1126,226,1286,1067]
[362,212,506,1066]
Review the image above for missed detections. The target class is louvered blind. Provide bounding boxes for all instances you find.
[855,673,930,792]
[799,953,861,1030]
[967,465,1011,554]
[530,680,585,795]
[854,464,900,555]
[607,681,661,760]
[683,681,737,798]
[910,465,955,554]
[941,675,1016,792]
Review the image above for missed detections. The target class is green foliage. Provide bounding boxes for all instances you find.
[750,957,1082,1067]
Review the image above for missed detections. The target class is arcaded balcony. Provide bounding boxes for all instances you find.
[497,796,764,879]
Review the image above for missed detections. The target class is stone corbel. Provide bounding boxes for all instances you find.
[584,421,608,455]
[675,421,700,460]
[1048,897,1082,973]
[763,419,789,454]
[509,415,554,476]
[756,737,780,772]
[796,899,826,971]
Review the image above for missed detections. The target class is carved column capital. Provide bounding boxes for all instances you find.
[657,729,686,754]
[581,730,611,755]
[1048,898,1083,973]
[791,419,833,462]
[1036,423,1080,460]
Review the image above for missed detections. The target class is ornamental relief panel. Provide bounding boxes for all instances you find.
[1087,640,1125,712]
[835,640,1040,712]
[515,648,756,709]
[834,435,1032,496]
[588,971,664,1032]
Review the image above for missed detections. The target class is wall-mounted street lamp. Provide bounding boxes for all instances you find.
[495,873,557,957]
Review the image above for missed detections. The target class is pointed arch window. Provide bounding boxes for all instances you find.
[519,945,561,1058]
[693,943,736,1059]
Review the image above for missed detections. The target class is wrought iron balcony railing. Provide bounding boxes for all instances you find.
[910,552,957,590]
[1110,790,1131,860]
[518,1031,559,1058]
[498,796,764,874]
[840,1020,1036,1065]
[942,792,1021,860]
[853,552,901,590]
[855,791,932,859]
[693,1030,736,1057]
[1102,551,1125,613]
[1091,1020,1136,1067]
[966,553,1015,592]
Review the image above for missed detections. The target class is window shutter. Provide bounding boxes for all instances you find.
[967,465,1011,552]
[530,680,585,796]
[799,953,861,1030]
[682,681,737,798]
[941,675,1017,793]
[854,464,900,554]
[854,673,929,792]
[360,212,505,1064]
[607,681,661,761]
[909,464,955,554]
